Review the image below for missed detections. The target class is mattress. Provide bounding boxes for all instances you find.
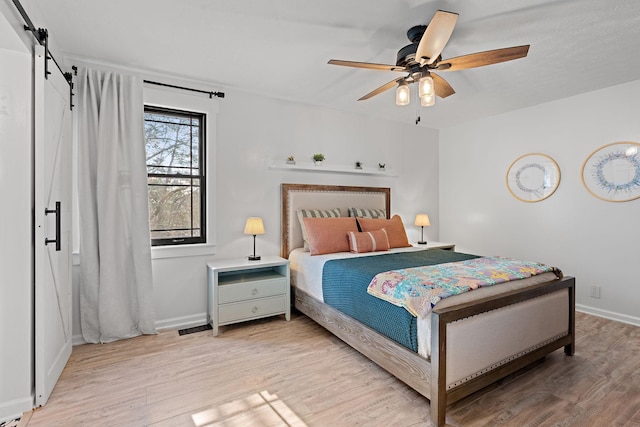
[289,247,559,358]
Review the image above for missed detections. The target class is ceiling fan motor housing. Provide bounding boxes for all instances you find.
[397,25,428,67]
[396,43,417,67]
[407,25,427,43]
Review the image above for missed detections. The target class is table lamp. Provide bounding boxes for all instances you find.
[244,217,265,260]
[414,214,430,245]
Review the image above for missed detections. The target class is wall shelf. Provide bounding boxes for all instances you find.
[269,162,396,177]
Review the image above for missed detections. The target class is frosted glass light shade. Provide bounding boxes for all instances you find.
[414,214,431,227]
[243,217,265,235]
[420,93,435,107]
[396,83,410,106]
[418,74,434,98]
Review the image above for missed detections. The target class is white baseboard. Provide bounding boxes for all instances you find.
[71,313,208,346]
[0,395,32,424]
[576,304,640,327]
[154,313,208,332]
[72,333,86,346]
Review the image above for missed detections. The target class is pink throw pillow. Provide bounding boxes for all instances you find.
[347,229,390,253]
[357,214,411,248]
[303,217,359,255]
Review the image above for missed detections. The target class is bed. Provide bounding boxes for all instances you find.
[281,183,575,427]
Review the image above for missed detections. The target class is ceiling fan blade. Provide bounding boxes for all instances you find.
[436,45,530,71]
[431,73,455,98]
[416,10,458,66]
[328,59,407,72]
[358,77,405,101]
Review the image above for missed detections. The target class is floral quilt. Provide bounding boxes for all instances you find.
[366,256,561,318]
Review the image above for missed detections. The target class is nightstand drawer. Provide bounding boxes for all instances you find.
[218,277,287,304]
[219,295,288,324]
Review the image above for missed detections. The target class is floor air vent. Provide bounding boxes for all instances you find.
[178,324,213,336]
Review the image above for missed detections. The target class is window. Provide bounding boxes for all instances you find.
[144,106,206,246]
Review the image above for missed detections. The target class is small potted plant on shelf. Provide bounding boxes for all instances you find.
[286,155,296,165]
[378,163,386,171]
[313,153,325,166]
[355,161,362,169]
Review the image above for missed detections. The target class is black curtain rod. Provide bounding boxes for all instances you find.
[144,80,225,99]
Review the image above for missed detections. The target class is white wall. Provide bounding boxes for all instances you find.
[440,79,640,325]
[151,88,439,331]
[71,78,440,339]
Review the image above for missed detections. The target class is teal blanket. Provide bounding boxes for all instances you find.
[322,249,478,352]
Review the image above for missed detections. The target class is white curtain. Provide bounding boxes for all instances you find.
[77,68,156,343]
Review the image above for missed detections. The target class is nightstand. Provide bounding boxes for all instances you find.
[414,241,456,250]
[207,256,290,336]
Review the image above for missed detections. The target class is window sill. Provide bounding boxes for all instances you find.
[151,243,217,260]
[73,243,217,264]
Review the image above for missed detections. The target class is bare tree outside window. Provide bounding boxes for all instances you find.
[144,106,206,246]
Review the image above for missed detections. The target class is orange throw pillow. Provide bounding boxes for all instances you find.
[357,214,411,248]
[303,217,359,255]
[347,229,390,253]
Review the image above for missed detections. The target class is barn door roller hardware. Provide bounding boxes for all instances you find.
[12,0,75,110]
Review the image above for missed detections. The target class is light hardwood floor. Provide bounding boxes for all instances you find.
[22,311,640,427]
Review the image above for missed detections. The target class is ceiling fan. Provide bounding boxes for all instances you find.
[328,10,530,106]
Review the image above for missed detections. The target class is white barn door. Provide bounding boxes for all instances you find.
[33,45,72,407]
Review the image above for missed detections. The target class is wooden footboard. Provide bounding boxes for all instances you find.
[430,276,575,426]
[294,286,433,398]
[294,276,575,427]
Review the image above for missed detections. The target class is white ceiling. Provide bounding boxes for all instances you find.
[18,0,640,128]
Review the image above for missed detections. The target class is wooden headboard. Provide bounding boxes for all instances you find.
[280,183,391,258]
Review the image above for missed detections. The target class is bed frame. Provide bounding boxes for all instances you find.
[281,183,575,427]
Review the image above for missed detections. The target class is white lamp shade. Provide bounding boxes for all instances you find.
[396,83,410,106]
[243,217,265,235]
[414,214,431,227]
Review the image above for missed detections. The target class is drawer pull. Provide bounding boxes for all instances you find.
[251,306,258,314]
[252,288,258,295]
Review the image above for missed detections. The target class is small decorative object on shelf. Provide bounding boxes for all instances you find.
[379,163,386,171]
[313,153,325,166]
[286,155,295,165]
[355,161,362,169]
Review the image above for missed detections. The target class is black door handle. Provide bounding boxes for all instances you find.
[44,201,61,251]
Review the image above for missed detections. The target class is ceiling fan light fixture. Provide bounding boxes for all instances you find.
[396,82,410,106]
[418,74,435,99]
[421,93,435,107]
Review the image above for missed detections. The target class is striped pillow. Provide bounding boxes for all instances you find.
[348,207,387,219]
[347,229,390,253]
[297,208,341,250]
